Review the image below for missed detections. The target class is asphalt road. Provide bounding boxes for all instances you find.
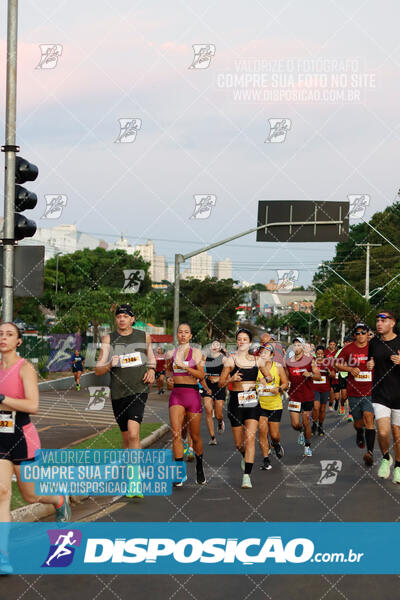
[7,395,400,597]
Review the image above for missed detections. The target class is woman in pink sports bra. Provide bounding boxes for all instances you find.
[0,323,71,532]
[166,323,206,486]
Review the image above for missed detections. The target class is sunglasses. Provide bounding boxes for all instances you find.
[355,330,368,335]
[376,314,391,320]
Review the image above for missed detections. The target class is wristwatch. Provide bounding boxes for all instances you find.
[0,394,5,404]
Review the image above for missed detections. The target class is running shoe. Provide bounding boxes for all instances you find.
[55,496,71,522]
[241,456,245,472]
[303,446,312,457]
[217,420,225,434]
[76,384,80,391]
[174,474,188,488]
[297,432,305,446]
[377,455,393,479]
[0,553,13,575]
[311,422,317,435]
[363,451,373,467]
[241,474,252,488]
[356,429,365,449]
[347,414,354,423]
[196,465,206,485]
[208,437,217,446]
[126,471,144,498]
[393,467,400,485]
[273,444,284,459]
[260,456,272,470]
[338,405,345,416]
[329,405,333,412]
[318,426,325,437]
[183,443,195,462]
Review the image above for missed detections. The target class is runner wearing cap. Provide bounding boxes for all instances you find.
[325,340,338,412]
[286,338,321,457]
[367,311,400,483]
[219,328,272,489]
[337,323,375,466]
[95,304,156,449]
[256,343,288,470]
[312,345,331,436]
[260,332,285,365]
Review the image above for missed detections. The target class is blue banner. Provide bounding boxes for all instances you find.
[0,523,399,574]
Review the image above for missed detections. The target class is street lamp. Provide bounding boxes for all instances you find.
[55,251,62,294]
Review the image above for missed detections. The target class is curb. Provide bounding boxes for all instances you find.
[11,423,170,523]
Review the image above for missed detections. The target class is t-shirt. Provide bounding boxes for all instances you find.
[368,335,400,409]
[156,355,166,372]
[325,349,338,384]
[338,342,371,397]
[72,354,84,370]
[313,361,330,392]
[287,356,314,403]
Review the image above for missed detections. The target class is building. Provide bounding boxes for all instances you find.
[134,240,165,281]
[153,255,166,282]
[258,290,316,317]
[167,264,175,283]
[20,224,102,260]
[190,251,212,280]
[214,258,232,280]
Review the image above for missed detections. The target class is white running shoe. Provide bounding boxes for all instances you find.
[241,474,252,488]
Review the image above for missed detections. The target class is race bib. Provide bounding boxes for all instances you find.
[257,383,276,397]
[238,390,258,408]
[354,371,372,382]
[288,400,301,412]
[120,352,143,368]
[173,361,189,374]
[0,410,15,433]
[314,375,327,384]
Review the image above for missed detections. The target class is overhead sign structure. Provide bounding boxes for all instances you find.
[256,201,349,243]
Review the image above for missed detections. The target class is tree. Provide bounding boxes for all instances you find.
[314,284,374,329]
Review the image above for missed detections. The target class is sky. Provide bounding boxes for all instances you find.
[1,0,399,287]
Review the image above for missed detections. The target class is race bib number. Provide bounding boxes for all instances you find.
[238,390,258,408]
[173,361,189,373]
[257,383,276,397]
[120,352,143,368]
[0,410,15,433]
[354,371,372,382]
[288,400,301,412]
[314,375,327,384]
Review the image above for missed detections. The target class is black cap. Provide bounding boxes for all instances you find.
[351,322,370,334]
[115,304,134,317]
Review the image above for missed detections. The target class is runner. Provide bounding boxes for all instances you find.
[312,345,331,436]
[260,332,285,364]
[367,311,400,483]
[337,323,375,466]
[200,340,226,445]
[96,304,156,450]
[325,339,338,412]
[335,338,351,416]
[257,343,289,470]
[286,338,321,457]
[155,346,166,394]
[71,349,84,391]
[95,304,155,498]
[219,328,272,489]
[0,323,71,540]
[165,323,206,486]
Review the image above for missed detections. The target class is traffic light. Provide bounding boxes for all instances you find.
[14,156,38,241]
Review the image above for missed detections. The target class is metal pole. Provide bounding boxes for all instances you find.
[173,254,183,345]
[355,242,381,301]
[340,320,345,346]
[2,0,18,322]
[326,318,333,342]
[55,253,59,293]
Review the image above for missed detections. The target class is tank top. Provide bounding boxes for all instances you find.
[109,329,148,399]
[172,347,197,376]
[0,358,30,429]
[205,353,224,376]
[257,362,282,410]
[231,356,259,381]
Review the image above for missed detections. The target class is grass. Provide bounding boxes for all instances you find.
[11,422,162,512]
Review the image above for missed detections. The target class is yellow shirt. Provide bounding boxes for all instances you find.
[257,362,282,410]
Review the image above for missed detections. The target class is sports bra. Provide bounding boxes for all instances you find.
[231,356,259,381]
[172,347,197,377]
[205,353,224,376]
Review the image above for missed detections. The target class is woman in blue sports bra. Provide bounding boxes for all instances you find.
[219,328,272,489]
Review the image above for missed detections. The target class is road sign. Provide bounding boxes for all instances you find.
[0,245,44,297]
[256,201,349,243]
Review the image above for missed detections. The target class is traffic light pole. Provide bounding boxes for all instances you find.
[2,0,18,322]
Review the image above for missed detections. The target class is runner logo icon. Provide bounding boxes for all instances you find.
[42,529,82,567]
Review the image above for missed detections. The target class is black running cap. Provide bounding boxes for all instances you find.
[351,322,370,334]
[115,304,134,317]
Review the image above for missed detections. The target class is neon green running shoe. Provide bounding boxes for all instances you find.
[392,466,400,485]
[377,455,393,479]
